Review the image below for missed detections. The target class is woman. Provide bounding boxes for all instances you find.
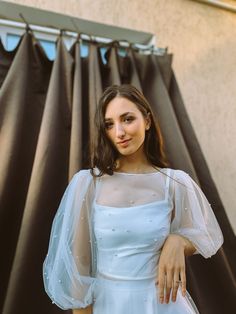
[43,84,224,314]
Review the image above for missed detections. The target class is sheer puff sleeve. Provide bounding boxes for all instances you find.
[170,169,224,259]
[43,169,97,310]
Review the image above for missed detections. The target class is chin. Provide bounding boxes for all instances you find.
[117,148,139,156]
[116,142,144,156]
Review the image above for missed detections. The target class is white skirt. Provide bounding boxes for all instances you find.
[93,274,200,314]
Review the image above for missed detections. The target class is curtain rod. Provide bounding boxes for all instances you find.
[0,17,166,56]
[191,0,236,13]
[0,0,153,45]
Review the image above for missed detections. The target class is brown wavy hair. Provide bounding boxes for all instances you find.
[90,84,169,177]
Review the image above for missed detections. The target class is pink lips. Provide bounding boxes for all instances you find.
[117,139,131,147]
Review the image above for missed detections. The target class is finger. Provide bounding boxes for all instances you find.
[157,268,165,304]
[172,272,181,302]
[165,268,174,304]
[180,267,187,297]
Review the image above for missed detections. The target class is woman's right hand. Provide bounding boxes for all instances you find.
[73,305,92,314]
[156,234,187,304]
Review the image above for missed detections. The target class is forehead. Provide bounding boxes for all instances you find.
[105,97,141,118]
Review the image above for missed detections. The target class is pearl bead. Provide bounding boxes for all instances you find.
[184,207,188,211]
[129,200,134,204]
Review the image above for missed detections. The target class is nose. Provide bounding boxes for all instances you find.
[115,122,125,138]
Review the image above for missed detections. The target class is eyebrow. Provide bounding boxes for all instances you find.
[104,111,135,121]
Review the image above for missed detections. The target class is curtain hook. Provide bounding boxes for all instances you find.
[19,13,32,32]
[59,29,66,37]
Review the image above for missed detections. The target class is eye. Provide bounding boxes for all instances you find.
[104,122,113,130]
[124,116,135,123]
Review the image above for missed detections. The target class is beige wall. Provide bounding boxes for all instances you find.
[5,0,236,234]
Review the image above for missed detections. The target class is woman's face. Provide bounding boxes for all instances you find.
[104,97,150,157]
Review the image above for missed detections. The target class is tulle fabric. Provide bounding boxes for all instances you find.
[43,170,97,309]
[169,170,224,258]
[43,168,224,311]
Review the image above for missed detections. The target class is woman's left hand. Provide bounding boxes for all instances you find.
[156,234,196,304]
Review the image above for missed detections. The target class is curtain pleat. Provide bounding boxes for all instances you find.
[155,53,173,90]
[127,49,143,90]
[69,41,83,178]
[0,31,52,312]
[87,43,103,159]
[104,45,121,86]
[0,30,235,314]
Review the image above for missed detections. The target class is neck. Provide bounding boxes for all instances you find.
[116,148,155,173]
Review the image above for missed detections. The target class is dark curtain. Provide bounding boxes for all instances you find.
[0,30,235,314]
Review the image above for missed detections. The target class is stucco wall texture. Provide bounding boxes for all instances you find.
[4,0,236,234]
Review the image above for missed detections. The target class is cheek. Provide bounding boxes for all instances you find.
[105,130,116,144]
[129,122,146,138]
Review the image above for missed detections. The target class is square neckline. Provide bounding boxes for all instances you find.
[94,198,169,210]
[94,168,171,209]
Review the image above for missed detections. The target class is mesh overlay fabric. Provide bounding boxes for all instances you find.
[43,168,223,312]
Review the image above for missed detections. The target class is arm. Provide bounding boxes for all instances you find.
[43,171,96,310]
[157,169,223,305]
[73,305,93,314]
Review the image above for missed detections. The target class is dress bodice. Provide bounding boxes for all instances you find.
[93,169,173,280]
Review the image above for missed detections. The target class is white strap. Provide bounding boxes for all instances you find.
[165,168,171,200]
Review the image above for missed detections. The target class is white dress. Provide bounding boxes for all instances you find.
[43,168,224,314]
